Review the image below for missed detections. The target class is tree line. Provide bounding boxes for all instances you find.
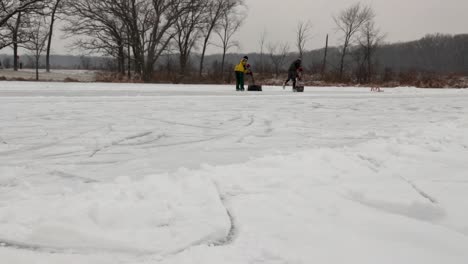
[1,0,245,81]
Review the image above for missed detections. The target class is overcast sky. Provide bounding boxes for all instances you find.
[47,0,468,55]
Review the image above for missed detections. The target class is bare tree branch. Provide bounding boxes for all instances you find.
[214,1,245,80]
[0,0,46,27]
[296,20,312,59]
[333,2,374,79]
[268,42,289,78]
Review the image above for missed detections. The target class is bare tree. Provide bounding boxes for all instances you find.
[198,0,241,77]
[359,20,385,82]
[45,0,63,72]
[63,0,127,75]
[214,4,244,80]
[258,28,267,74]
[0,0,46,27]
[24,14,49,80]
[334,2,374,79]
[175,0,206,76]
[268,42,289,78]
[113,0,193,82]
[1,1,46,70]
[0,16,14,50]
[0,11,26,69]
[11,11,27,71]
[65,0,196,82]
[296,20,312,59]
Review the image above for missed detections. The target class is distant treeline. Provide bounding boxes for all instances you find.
[301,33,468,75]
[1,33,467,78]
[2,1,467,86]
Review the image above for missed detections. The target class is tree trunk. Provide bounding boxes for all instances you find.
[339,34,352,79]
[339,45,347,79]
[322,34,329,77]
[199,35,210,77]
[367,38,372,83]
[118,44,125,75]
[143,56,154,82]
[133,49,144,80]
[179,51,188,76]
[127,43,131,79]
[46,0,61,73]
[35,56,39,81]
[220,49,226,82]
[13,12,21,71]
[260,52,264,74]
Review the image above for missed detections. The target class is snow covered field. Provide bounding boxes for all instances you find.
[0,69,96,82]
[0,82,467,264]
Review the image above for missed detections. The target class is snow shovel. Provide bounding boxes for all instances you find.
[247,72,262,91]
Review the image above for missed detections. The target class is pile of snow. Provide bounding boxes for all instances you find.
[0,170,230,255]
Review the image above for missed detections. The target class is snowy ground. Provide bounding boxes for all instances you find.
[0,82,467,264]
[0,69,96,82]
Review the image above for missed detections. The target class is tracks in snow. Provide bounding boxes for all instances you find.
[211,180,238,247]
[399,175,438,204]
[89,131,155,157]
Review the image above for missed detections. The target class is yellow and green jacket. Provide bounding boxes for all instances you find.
[234,59,248,73]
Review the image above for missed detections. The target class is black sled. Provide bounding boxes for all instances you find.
[293,75,304,92]
[247,73,262,91]
[293,86,304,92]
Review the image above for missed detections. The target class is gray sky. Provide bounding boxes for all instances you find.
[236,0,468,52]
[48,0,468,55]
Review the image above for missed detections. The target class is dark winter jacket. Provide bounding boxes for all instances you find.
[288,59,302,72]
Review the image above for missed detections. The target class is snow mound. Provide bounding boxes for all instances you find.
[0,171,231,255]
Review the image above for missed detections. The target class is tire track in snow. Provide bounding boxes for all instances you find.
[89,131,153,157]
[141,115,255,149]
[0,126,106,157]
[0,240,63,254]
[141,117,223,130]
[117,133,166,146]
[399,175,438,204]
[210,180,237,246]
[235,115,256,143]
[50,170,99,183]
[0,239,156,256]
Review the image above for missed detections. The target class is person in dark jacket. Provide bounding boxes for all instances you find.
[283,58,302,89]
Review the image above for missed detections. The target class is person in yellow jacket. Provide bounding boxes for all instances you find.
[234,56,250,91]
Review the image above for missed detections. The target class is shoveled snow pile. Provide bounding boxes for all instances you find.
[0,82,467,264]
[0,170,230,255]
